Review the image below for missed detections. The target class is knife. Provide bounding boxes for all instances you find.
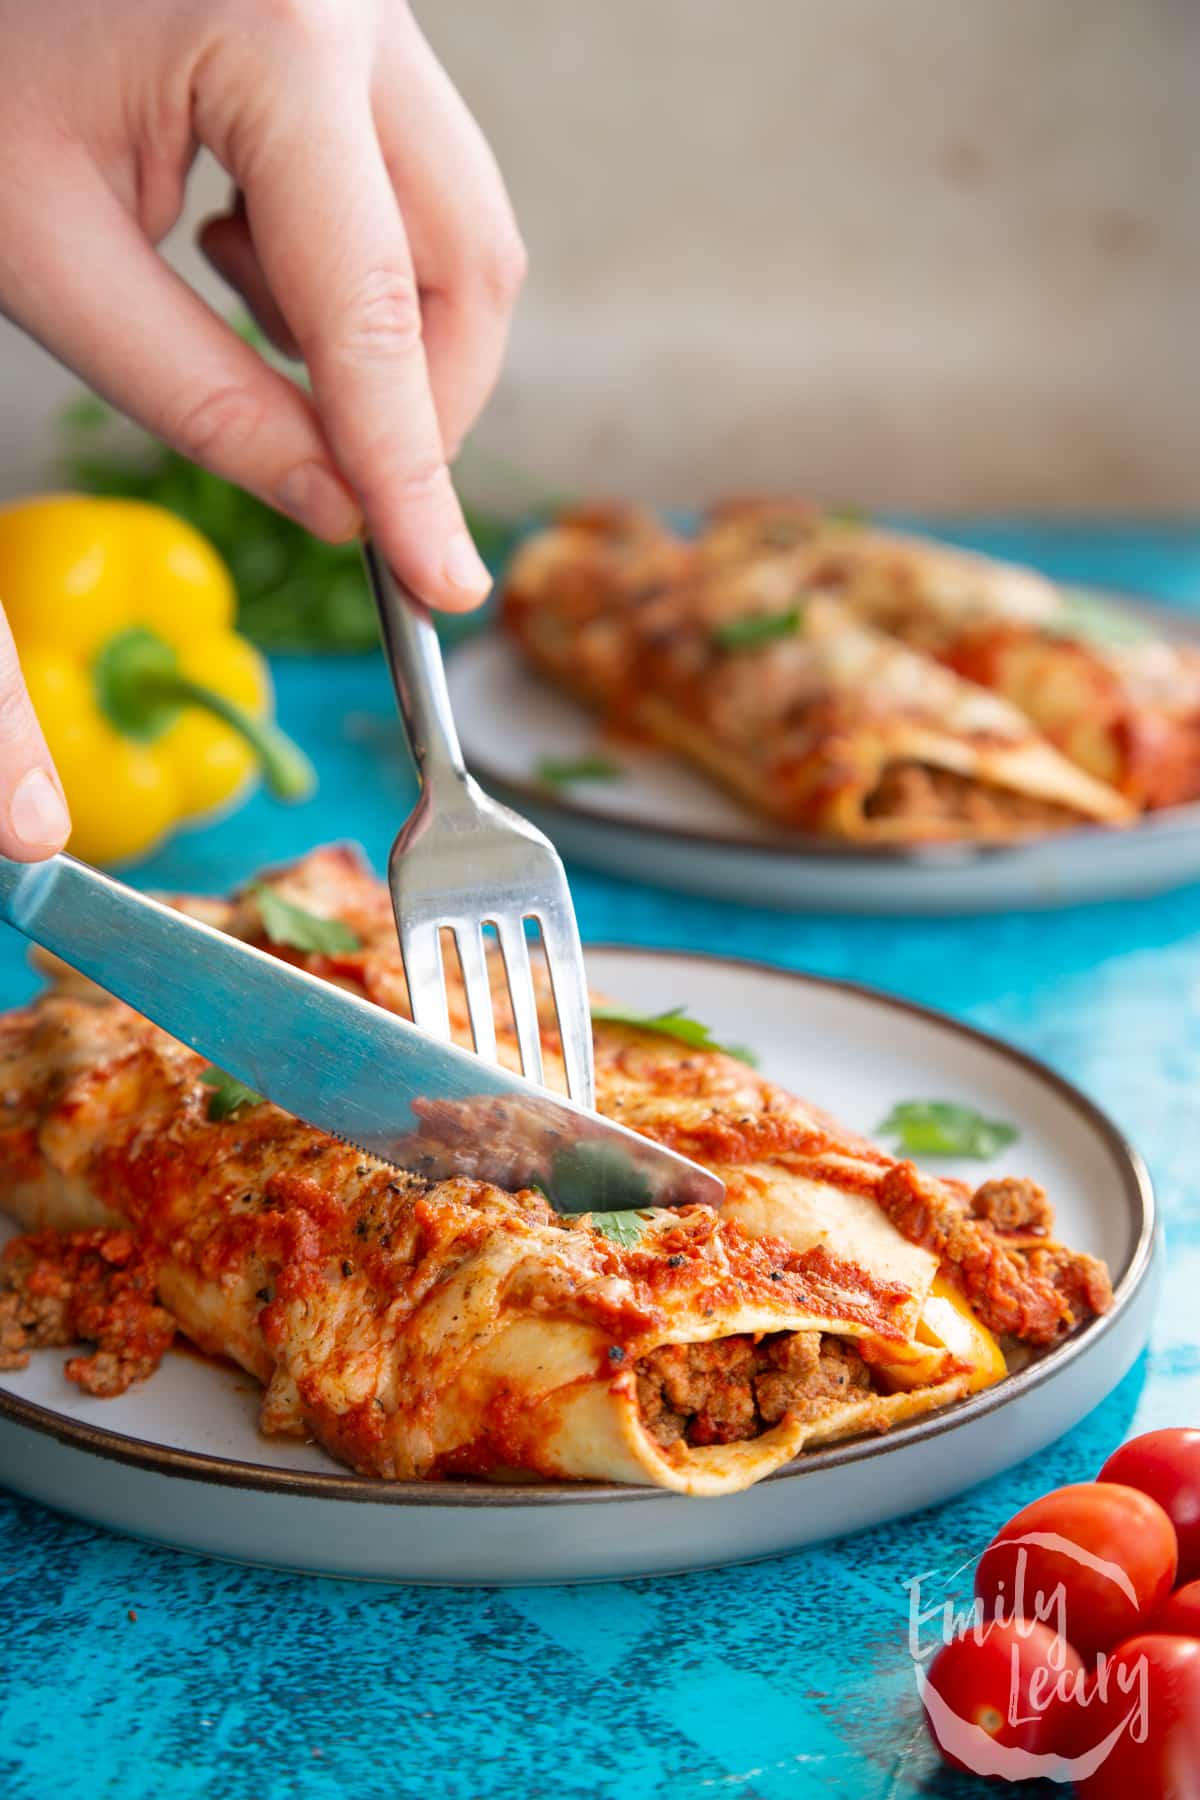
[0,854,724,1214]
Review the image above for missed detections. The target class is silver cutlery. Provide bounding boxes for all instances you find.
[363,542,595,1107]
[0,853,721,1210]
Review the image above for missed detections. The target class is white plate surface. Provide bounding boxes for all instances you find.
[0,950,1156,1584]
[449,607,1200,914]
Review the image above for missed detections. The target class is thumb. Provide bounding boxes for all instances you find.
[0,609,70,861]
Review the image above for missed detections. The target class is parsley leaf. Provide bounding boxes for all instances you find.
[535,754,625,787]
[201,1067,264,1122]
[587,1210,656,1248]
[877,1100,1019,1160]
[255,885,362,955]
[591,1004,759,1067]
[712,606,804,652]
[1049,588,1152,650]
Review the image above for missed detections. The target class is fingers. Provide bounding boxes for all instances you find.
[198,197,300,359]
[0,611,69,861]
[240,99,492,610]
[0,154,362,547]
[373,22,527,458]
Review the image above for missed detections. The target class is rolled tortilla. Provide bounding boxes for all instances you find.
[502,507,1131,839]
[703,501,1200,810]
[0,848,1110,1493]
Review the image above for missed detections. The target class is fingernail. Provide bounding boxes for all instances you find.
[444,532,492,601]
[10,768,69,848]
[276,462,362,542]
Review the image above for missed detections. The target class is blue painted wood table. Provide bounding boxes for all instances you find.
[1,522,1198,1800]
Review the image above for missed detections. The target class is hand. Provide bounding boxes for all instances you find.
[0,0,524,613]
[0,606,70,861]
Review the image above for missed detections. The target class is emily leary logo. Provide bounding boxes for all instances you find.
[905,1534,1152,1782]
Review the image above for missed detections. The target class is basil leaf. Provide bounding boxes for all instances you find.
[255,885,362,955]
[591,1004,759,1067]
[588,1210,656,1249]
[201,1067,264,1122]
[877,1101,1019,1160]
[535,754,625,787]
[712,606,804,652]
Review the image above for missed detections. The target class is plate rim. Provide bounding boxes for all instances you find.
[0,948,1156,1509]
[450,591,1200,868]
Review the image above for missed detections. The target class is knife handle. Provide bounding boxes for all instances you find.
[362,542,468,795]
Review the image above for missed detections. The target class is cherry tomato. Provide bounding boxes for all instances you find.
[1100,1430,1200,1585]
[922,1618,1085,1776]
[1072,1634,1200,1799]
[976,1483,1178,1657]
[1152,1579,1200,1638]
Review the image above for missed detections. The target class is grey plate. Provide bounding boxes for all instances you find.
[448,595,1200,914]
[0,950,1157,1584]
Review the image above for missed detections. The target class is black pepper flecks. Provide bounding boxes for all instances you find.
[666,1254,685,1268]
[341,1261,352,1277]
[607,1346,625,1363]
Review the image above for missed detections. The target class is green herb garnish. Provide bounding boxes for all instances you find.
[58,353,531,653]
[535,754,625,788]
[712,607,804,653]
[823,505,867,529]
[877,1101,1019,1160]
[1048,588,1152,650]
[591,1004,758,1067]
[201,1067,264,1122]
[587,1210,656,1248]
[255,885,362,955]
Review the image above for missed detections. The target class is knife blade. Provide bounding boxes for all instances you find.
[0,854,723,1213]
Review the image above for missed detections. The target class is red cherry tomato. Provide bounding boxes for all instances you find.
[1152,1579,1200,1638]
[1100,1430,1200,1585]
[922,1618,1085,1776]
[975,1483,1178,1658]
[1072,1634,1200,1799]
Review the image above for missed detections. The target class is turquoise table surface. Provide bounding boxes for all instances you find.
[1,521,1198,1800]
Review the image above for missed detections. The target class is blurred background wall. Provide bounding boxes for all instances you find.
[1,0,1196,513]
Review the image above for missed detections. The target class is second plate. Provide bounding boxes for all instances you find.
[448,618,1200,914]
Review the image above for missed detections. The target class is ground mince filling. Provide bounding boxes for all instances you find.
[862,760,1081,831]
[635,1330,875,1449]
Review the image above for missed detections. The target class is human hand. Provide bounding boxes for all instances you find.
[0,0,525,612]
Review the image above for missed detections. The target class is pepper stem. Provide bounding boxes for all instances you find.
[93,626,315,802]
[149,673,315,801]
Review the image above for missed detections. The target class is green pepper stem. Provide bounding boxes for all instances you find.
[144,672,315,802]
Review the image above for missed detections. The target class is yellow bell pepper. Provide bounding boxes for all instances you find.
[0,495,314,865]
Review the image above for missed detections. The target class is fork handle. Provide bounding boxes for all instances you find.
[362,541,467,787]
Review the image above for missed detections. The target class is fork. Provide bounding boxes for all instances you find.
[363,542,596,1108]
